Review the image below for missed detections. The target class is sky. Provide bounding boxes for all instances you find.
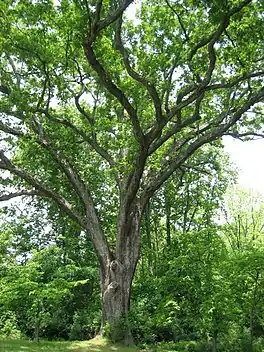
[224,137,264,195]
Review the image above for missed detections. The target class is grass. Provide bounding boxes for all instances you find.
[0,336,140,352]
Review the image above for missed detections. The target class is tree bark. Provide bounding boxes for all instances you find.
[99,210,141,346]
[100,259,135,346]
[34,317,40,343]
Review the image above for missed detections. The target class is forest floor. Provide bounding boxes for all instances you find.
[0,336,141,352]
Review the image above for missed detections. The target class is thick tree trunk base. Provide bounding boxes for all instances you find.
[97,329,135,348]
[98,206,141,347]
[100,258,136,347]
[100,314,135,347]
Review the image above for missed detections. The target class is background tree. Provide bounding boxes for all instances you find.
[222,187,264,250]
[1,0,264,345]
[221,187,264,352]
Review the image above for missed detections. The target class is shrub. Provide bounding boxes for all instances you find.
[0,311,22,339]
[69,311,100,340]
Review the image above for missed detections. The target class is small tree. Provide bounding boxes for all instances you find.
[222,187,264,350]
[1,0,264,344]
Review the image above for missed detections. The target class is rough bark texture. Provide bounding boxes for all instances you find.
[99,210,141,346]
[100,259,135,345]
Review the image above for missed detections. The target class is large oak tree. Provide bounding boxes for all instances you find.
[1,0,264,345]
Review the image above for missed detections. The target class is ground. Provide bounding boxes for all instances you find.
[0,336,140,352]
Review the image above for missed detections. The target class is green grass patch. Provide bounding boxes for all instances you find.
[0,336,140,352]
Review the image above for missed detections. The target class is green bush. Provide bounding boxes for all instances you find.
[69,311,100,340]
[253,337,264,352]
[103,315,132,343]
[0,311,22,339]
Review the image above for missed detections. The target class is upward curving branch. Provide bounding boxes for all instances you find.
[114,17,163,122]
[93,0,135,38]
[151,0,253,141]
[38,109,120,188]
[0,121,24,137]
[83,39,145,145]
[141,86,264,207]
[0,189,42,201]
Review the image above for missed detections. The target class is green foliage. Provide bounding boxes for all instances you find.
[129,183,264,350]
[0,210,100,341]
[0,312,22,340]
[103,315,131,344]
[69,311,100,340]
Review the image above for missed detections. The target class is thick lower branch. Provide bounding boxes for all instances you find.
[0,150,85,227]
[0,190,42,201]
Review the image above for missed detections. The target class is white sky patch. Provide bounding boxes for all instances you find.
[126,1,140,20]
[52,0,140,18]
[224,136,264,195]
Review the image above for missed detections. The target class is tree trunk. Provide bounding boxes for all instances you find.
[164,185,171,247]
[100,259,135,346]
[99,209,141,346]
[212,331,217,352]
[34,318,40,343]
[249,272,259,352]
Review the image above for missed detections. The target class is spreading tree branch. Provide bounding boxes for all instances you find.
[188,0,252,61]
[148,69,264,154]
[0,121,24,137]
[83,39,145,145]
[206,71,264,91]
[165,0,190,42]
[93,0,135,38]
[114,17,163,122]
[0,189,42,201]
[155,0,253,139]
[38,109,120,187]
[142,86,264,203]
[225,132,264,140]
[0,149,112,263]
[0,150,84,226]
[29,116,114,262]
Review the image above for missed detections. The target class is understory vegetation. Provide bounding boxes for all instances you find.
[2,178,264,352]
